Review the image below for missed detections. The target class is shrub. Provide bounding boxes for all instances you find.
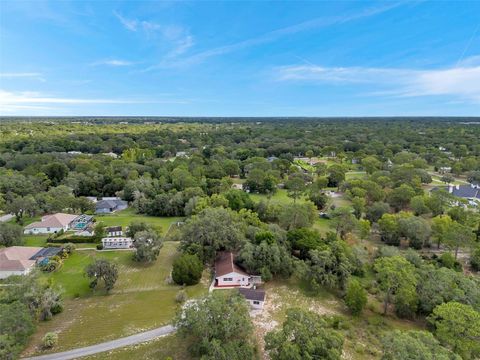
[344,279,367,316]
[48,236,96,244]
[96,244,103,250]
[63,243,76,255]
[175,290,188,303]
[438,252,462,271]
[42,332,58,349]
[172,254,203,286]
[470,247,480,271]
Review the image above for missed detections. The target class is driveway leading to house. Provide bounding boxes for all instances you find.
[22,325,175,360]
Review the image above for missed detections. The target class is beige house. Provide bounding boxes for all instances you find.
[0,246,42,279]
[24,213,79,234]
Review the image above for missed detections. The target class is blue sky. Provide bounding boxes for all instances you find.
[0,1,479,116]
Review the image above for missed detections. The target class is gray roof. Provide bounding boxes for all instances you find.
[239,288,265,301]
[451,186,480,199]
[96,199,127,210]
[107,226,122,232]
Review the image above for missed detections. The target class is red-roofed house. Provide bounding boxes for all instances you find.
[214,252,261,288]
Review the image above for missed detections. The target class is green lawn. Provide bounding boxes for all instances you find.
[249,189,308,205]
[345,171,367,180]
[84,334,192,360]
[23,241,208,356]
[313,218,331,235]
[95,208,183,235]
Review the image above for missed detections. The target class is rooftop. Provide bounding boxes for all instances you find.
[215,251,248,277]
[239,288,266,302]
[25,213,78,229]
[0,246,42,272]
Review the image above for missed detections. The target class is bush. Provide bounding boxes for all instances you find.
[344,279,367,316]
[471,247,480,271]
[48,236,96,244]
[438,252,462,271]
[175,290,188,303]
[96,244,103,250]
[42,332,58,349]
[63,243,76,255]
[172,254,203,286]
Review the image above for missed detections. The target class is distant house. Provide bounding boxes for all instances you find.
[449,184,480,206]
[95,198,128,214]
[24,213,79,234]
[214,252,262,288]
[175,151,187,157]
[231,183,244,191]
[102,152,118,158]
[239,288,266,310]
[101,237,133,249]
[0,246,61,279]
[107,226,123,237]
[439,166,452,174]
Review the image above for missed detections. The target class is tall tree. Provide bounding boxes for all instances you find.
[265,308,344,360]
[428,302,480,359]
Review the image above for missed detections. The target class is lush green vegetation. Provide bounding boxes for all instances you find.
[1,118,480,359]
[20,242,208,356]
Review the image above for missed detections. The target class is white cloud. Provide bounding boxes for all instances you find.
[156,2,403,69]
[91,59,134,67]
[0,89,190,114]
[113,10,138,31]
[273,58,480,103]
[0,72,46,81]
[113,11,194,61]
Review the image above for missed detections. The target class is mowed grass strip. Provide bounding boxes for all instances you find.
[24,242,208,356]
[95,208,183,235]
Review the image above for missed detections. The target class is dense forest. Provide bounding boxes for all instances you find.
[1,117,480,360]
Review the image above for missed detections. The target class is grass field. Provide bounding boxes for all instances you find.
[95,208,183,235]
[23,241,208,356]
[84,334,192,360]
[254,279,423,360]
[249,189,308,204]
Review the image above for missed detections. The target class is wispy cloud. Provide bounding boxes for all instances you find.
[113,10,138,31]
[274,57,480,103]
[149,2,403,70]
[91,59,135,67]
[0,89,190,113]
[113,11,194,60]
[0,72,46,81]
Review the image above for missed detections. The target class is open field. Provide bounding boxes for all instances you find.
[249,188,307,204]
[95,208,183,235]
[84,334,192,360]
[252,279,424,360]
[23,241,209,356]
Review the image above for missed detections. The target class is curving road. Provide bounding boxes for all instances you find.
[22,325,175,360]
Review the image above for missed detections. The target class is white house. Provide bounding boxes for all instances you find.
[0,246,42,279]
[24,213,79,234]
[214,252,261,288]
[239,288,266,310]
[101,237,133,249]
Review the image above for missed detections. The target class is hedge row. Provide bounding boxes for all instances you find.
[48,236,98,244]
